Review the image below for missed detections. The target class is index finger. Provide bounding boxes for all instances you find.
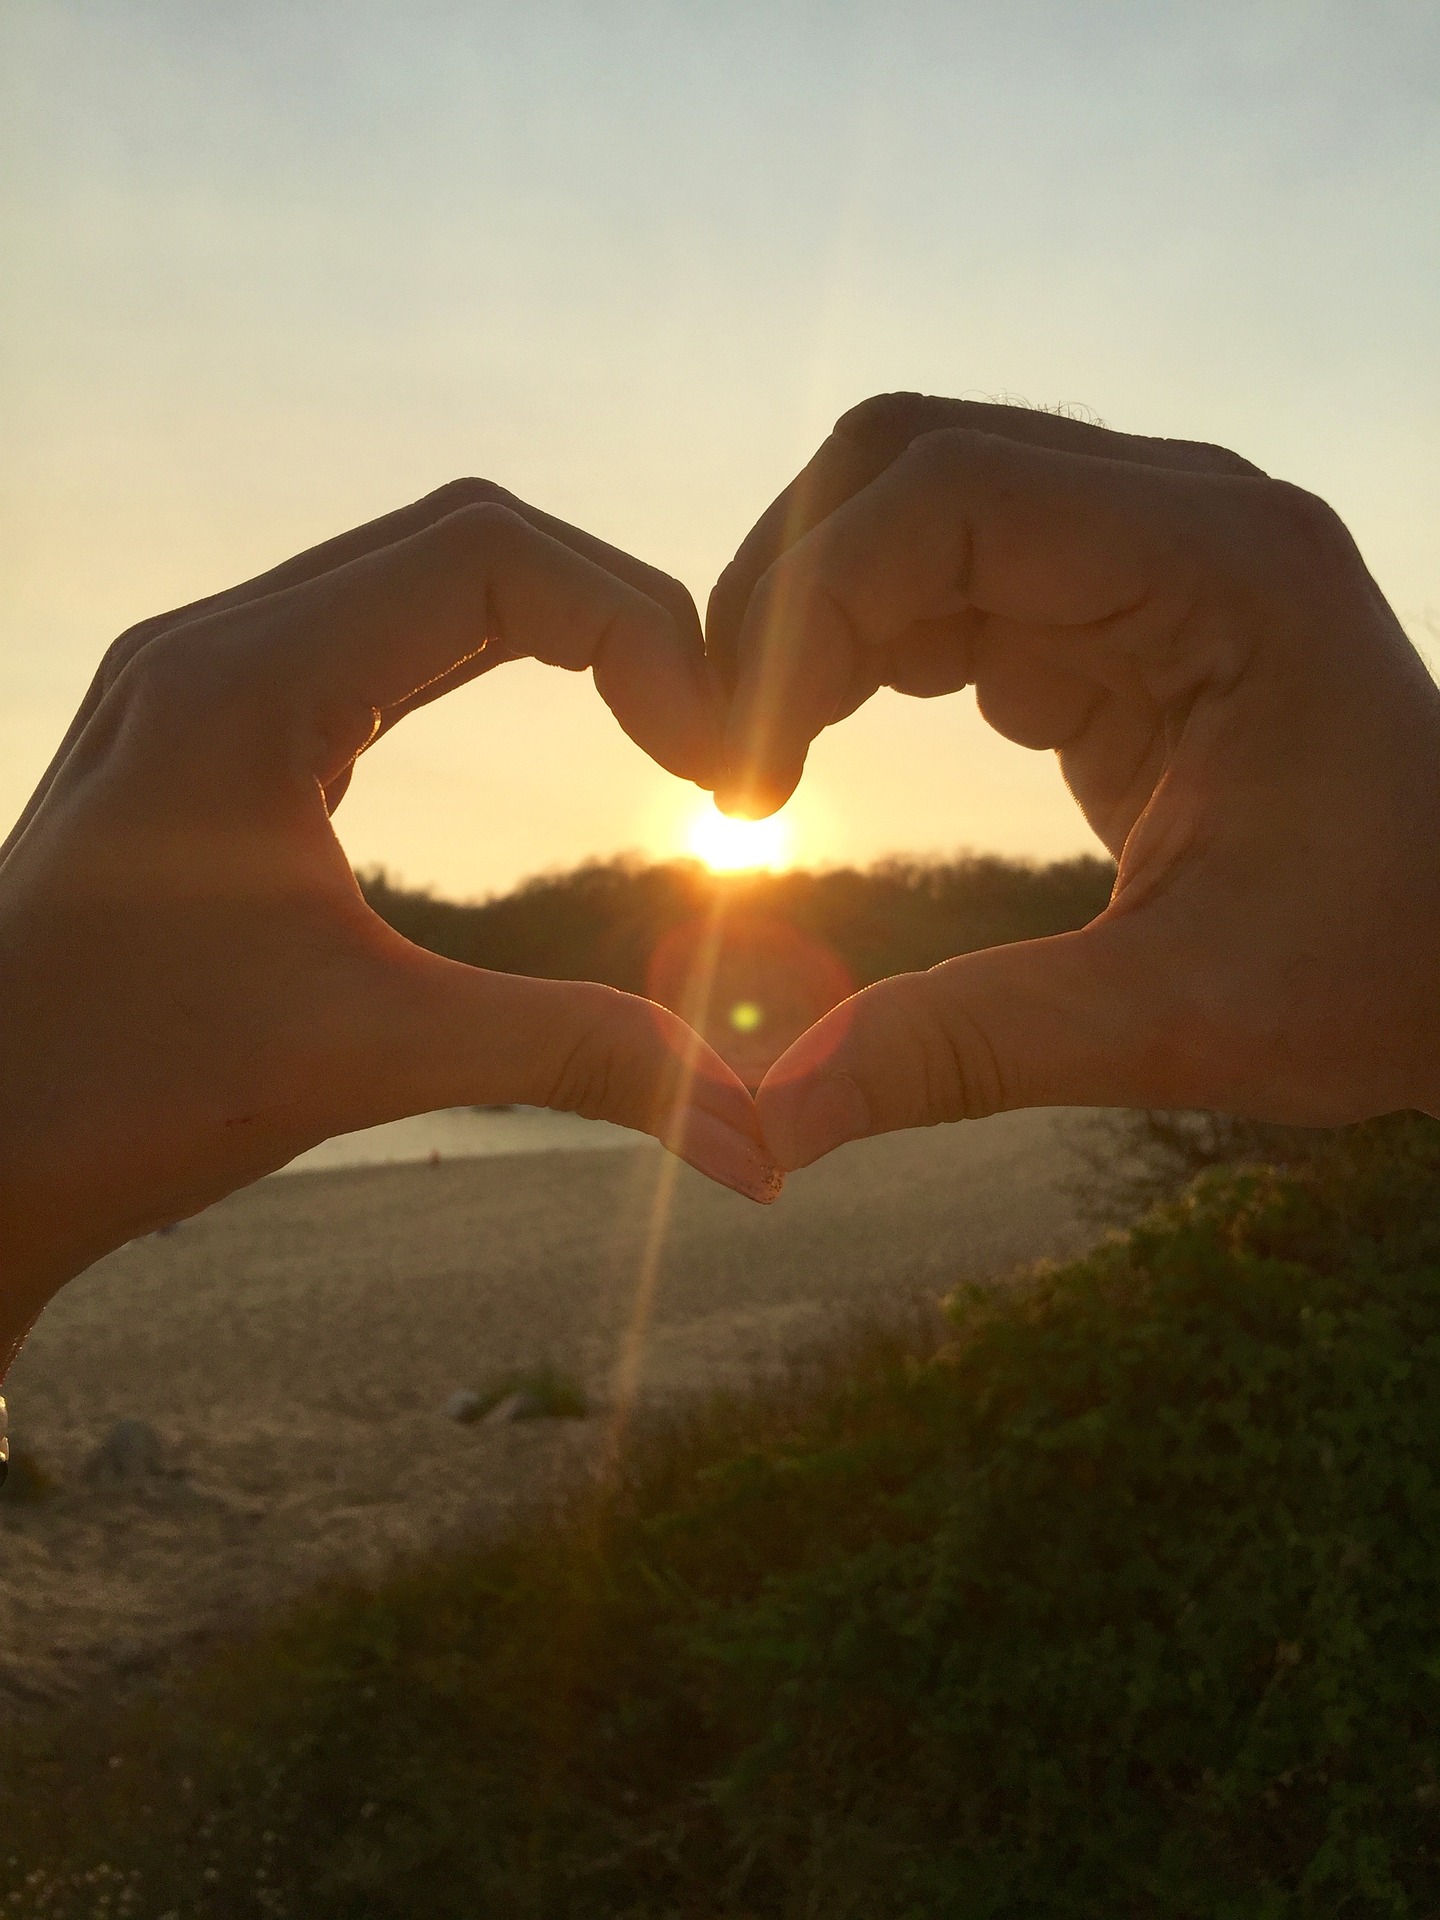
[718,429,1223,816]
[706,397,1267,741]
[706,392,1263,691]
[182,501,720,790]
[5,479,708,863]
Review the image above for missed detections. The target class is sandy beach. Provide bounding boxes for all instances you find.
[0,1108,1106,1715]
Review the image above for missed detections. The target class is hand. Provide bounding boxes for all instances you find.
[706,394,1440,1167]
[0,480,781,1367]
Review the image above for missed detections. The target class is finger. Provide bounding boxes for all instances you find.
[706,427,900,696]
[141,478,704,670]
[967,624,1101,749]
[755,916,1183,1170]
[338,944,783,1204]
[3,479,707,861]
[705,391,1264,684]
[826,392,1267,483]
[704,394,1266,810]
[718,429,1213,815]
[882,615,975,700]
[334,491,708,750]
[245,502,719,787]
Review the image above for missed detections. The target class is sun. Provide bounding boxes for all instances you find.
[687,799,791,872]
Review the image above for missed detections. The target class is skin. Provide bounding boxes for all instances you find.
[0,481,783,1380]
[706,394,1440,1169]
[7,402,1437,1369]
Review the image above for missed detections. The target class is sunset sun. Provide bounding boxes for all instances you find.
[687,799,791,873]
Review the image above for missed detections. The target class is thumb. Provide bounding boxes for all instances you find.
[343,946,785,1204]
[755,922,1180,1169]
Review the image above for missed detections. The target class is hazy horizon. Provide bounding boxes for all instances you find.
[4,1,1437,896]
[357,839,1116,911]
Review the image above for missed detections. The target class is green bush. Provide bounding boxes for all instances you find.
[6,1116,1440,1917]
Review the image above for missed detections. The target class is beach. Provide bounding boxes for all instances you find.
[0,1107,1107,1715]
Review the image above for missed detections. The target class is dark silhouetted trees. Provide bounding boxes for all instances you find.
[359,853,1117,997]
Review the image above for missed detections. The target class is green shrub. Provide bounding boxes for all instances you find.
[1070,1105,1347,1225]
[6,1116,1440,1917]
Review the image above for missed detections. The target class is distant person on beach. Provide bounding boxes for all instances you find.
[706,396,1440,1169]
[3,400,1438,1387]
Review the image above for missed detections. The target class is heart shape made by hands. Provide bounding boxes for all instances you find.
[1,385,1434,1356]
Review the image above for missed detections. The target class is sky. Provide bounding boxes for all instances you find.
[3,0,1437,899]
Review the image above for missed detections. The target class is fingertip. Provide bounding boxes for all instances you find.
[713,755,801,820]
[757,1068,872,1171]
[594,610,724,785]
[679,725,725,793]
[670,1107,786,1204]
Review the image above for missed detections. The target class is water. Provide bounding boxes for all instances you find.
[276,1106,643,1175]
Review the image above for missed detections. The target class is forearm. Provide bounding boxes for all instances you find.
[0,1161,114,1384]
[0,1148,50,1379]
[0,1231,51,1384]
[0,1211,66,1385]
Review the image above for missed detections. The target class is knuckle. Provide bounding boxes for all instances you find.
[624,563,694,641]
[545,986,647,1123]
[117,621,192,688]
[1255,479,1356,576]
[832,390,931,450]
[430,497,529,560]
[97,614,171,692]
[899,426,971,488]
[881,970,1010,1125]
[1175,438,1265,480]
[424,475,512,517]
[105,622,208,727]
[649,569,697,630]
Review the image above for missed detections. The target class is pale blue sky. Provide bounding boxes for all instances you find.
[3,0,1437,894]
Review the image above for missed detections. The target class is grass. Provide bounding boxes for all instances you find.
[5,1116,1440,1916]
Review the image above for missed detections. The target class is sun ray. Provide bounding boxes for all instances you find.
[602,890,729,1473]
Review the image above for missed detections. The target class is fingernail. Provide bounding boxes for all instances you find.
[786,1072,871,1167]
[675,1110,785,1205]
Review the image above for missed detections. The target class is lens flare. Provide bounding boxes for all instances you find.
[648,910,854,1091]
[687,799,790,872]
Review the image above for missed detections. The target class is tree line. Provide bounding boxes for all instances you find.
[359,852,1118,994]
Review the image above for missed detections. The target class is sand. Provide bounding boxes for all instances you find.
[0,1108,1107,1715]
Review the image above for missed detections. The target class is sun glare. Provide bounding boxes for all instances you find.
[687,799,791,872]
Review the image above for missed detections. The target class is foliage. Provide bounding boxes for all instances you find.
[358,852,1118,995]
[1071,1107,1347,1226]
[6,1116,1440,1916]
